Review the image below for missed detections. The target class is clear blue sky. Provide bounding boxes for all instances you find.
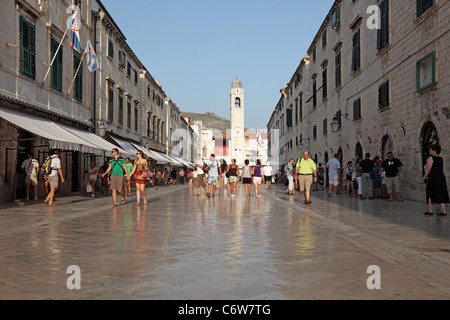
[104,0,333,130]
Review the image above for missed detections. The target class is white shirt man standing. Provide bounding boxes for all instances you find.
[327,153,341,197]
[205,154,222,198]
[263,163,274,190]
[21,153,39,201]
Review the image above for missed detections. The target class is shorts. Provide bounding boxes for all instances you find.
[208,175,219,186]
[253,177,262,185]
[264,176,272,182]
[386,176,400,194]
[47,175,59,189]
[299,175,313,192]
[25,175,38,187]
[329,175,339,186]
[110,175,123,191]
[243,177,252,184]
[196,174,205,188]
[229,176,238,183]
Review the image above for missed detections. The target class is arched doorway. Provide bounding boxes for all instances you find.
[355,143,363,159]
[381,135,393,160]
[337,147,343,166]
[421,122,439,175]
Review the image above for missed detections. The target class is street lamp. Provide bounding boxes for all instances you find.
[331,116,340,133]
[97,122,106,137]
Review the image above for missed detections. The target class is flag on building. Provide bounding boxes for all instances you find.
[85,40,98,72]
[70,5,81,53]
[256,129,264,148]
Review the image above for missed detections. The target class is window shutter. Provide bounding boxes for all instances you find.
[108,88,114,121]
[352,29,360,72]
[335,51,341,88]
[322,68,327,99]
[377,0,389,50]
[286,108,293,128]
[20,17,36,79]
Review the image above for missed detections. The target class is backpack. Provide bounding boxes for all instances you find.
[41,156,56,176]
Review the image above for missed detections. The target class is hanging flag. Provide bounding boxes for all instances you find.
[256,129,264,148]
[70,5,81,53]
[85,40,98,72]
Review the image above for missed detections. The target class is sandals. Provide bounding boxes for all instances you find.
[424,212,434,216]
[112,204,118,208]
[121,199,126,205]
[438,212,448,216]
[303,200,312,204]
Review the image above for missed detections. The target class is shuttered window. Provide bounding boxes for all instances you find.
[127,101,132,129]
[335,51,341,88]
[286,108,293,128]
[417,0,434,18]
[312,81,317,107]
[50,39,63,92]
[20,17,36,79]
[108,87,114,122]
[353,98,362,120]
[118,94,124,126]
[377,0,389,51]
[322,68,327,99]
[352,29,361,72]
[73,56,83,101]
[379,81,390,108]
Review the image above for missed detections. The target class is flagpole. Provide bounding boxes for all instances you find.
[43,4,80,83]
[67,50,86,96]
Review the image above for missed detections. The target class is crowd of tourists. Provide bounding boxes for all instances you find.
[19,144,448,215]
[281,146,448,215]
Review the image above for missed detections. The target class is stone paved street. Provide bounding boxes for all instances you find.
[0,183,449,300]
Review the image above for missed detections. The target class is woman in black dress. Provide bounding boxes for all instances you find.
[423,144,449,216]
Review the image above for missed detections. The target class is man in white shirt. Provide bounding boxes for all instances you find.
[21,153,39,201]
[327,153,341,197]
[44,150,65,206]
[263,163,274,190]
[194,154,206,196]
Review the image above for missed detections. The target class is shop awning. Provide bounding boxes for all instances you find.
[0,106,102,155]
[171,155,194,168]
[129,142,169,164]
[109,136,139,156]
[57,124,132,157]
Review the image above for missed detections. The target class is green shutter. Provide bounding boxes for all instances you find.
[286,108,293,128]
[51,39,63,92]
[20,17,36,79]
[73,56,83,101]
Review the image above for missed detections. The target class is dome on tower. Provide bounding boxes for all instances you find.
[231,78,243,89]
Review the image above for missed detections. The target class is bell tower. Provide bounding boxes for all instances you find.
[230,78,245,166]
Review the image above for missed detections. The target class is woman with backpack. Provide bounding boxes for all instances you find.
[241,159,252,198]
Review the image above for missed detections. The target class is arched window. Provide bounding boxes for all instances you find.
[235,97,241,108]
[421,122,439,175]
[355,143,363,159]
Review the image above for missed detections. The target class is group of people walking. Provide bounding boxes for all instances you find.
[192,154,275,199]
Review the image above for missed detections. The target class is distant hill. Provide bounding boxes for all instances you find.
[182,112,246,132]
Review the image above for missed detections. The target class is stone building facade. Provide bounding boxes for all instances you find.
[267,0,449,202]
[0,0,196,203]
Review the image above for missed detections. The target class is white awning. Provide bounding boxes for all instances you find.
[171,155,194,168]
[109,136,139,156]
[129,142,169,164]
[57,124,132,157]
[0,106,102,155]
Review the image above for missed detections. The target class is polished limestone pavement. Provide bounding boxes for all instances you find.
[0,183,449,300]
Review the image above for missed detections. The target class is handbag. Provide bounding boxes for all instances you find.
[142,170,153,178]
[216,179,223,189]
